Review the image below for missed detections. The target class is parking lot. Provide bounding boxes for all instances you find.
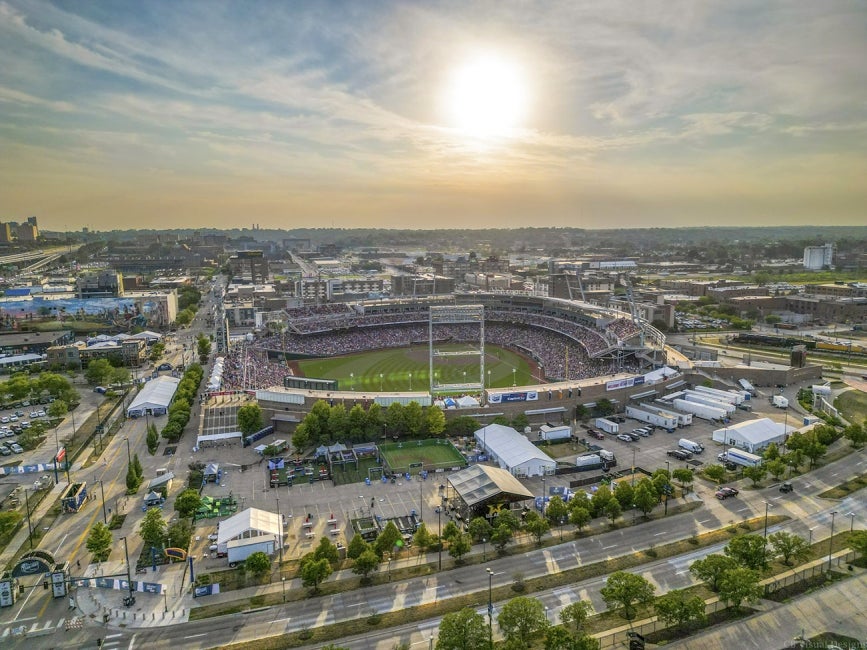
[0,399,51,457]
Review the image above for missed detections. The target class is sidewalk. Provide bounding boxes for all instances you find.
[0,481,67,568]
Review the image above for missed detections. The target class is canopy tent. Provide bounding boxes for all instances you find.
[127,375,180,417]
[195,431,243,448]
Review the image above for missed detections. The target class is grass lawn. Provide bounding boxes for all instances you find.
[296,344,535,392]
[378,439,466,472]
[834,389,867,424]
[30,320,113,333]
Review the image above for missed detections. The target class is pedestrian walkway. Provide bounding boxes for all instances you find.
[0,481,66,568]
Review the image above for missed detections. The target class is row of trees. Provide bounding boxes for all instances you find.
[291,399,447,450]
[160,363,204,443]
[84,358,132,387]
[0,370,80,407]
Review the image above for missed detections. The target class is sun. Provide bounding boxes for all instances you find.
[444,53,527,139]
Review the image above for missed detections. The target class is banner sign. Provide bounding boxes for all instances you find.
[488,391,539,404]
[605,376,645,391]
[193,583,221,598]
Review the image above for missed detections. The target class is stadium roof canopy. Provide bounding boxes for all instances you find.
[448,464,533,508]
[127,375,180,415]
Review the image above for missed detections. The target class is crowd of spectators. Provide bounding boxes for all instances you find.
[220,347,291,391]
[605,318,642,343]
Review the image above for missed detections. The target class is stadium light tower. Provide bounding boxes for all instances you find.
[380,373,383,391]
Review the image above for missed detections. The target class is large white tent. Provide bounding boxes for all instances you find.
[712,417,793,454]
[127,375,181,417]
[216,507,283,562]
[474,423,555,478]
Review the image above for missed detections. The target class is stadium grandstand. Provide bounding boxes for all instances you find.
[218,293,666,393]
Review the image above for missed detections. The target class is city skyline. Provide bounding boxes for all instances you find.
[1,0,865,232]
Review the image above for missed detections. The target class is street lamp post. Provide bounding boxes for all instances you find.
[121,536,134,600]
[123,437,132,467]
[97,480,107,524]
[164,590,168,613]
[281,577,286,603]
[512,368,516,386]
[409,373,412,391]
[486,568,494,649]
[23,488,33,550]
[846,511,855,532]
[809,527,816,546]
[350,372,354,391]
[379,373,384,392]
[763,501,773,564]
[482,537,487,562]
[435,506,442,570]
[828,510,838,572]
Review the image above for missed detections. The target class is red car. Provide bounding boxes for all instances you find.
[715,486,739,500]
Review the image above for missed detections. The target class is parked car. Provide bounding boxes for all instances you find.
[93,386,107,394]
[616,434,633,443]
[719,486,739,497]
[588,429,605,440]
[779,482,794,493]
[36,410,46,417]
[0,447,10,456]
[0,417,8,424]
[667,449,691,460]
[10,443,24,454]
[626,432,642,441]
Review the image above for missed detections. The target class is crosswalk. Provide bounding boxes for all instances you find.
[0,621,129,647]
[1,616,67,638]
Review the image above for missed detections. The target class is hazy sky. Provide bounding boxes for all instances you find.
[1,1,865,232]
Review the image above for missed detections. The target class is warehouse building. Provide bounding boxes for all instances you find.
[474,423,556,478]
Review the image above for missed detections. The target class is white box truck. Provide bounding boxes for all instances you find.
[719,449,763,468]
[673,398,727,421]
[772,395,789,409]
[678,438,704,454]
[574,449,616,471]
[595,418,619,434]
[683,392,737,415]
[625,405,678,429]
[539,424,572,441]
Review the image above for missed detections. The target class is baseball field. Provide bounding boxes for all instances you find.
[294,343,536,392]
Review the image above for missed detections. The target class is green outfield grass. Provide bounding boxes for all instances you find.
[295,344,535,392]
[378,439,466,472]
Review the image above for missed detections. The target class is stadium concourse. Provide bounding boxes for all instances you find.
[217,300,650,393]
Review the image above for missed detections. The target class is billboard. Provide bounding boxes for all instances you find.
[605,376,644,391]
[488,391,539,404]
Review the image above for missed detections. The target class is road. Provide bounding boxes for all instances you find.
[5,435,861,649]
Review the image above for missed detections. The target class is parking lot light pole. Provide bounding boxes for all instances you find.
[487,568,494,649]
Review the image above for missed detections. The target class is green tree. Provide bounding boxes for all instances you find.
[132,454,143,481]
[497,596,549,647]
[448,532,472,562]
[560,601,592,632]
[351,549,380,579]
[403,401,424,436]
[600,571,656,620]
[633,481,658,517]
[653,589,706,630]
[423,404,447,438]
[613,482,634,511]
[594,399,615,416]
[545,495,569,531]
[843,423,867,448]
[245,551,271,579]
[196,335,211,363]
[0,511,23,538]
[742,465,767,487]
[703,464,726,484]
[47,399,68,420]
[724,534,768,570]
[765,459,786,481]
[768,531,811,566]
[236,404,264,437]
[491,523,513,551]
[589,485,612,518]
[689,554,739,592]
[604,497,622,524]
[494,509,521,532]
[717,567,763,610]
[385,402,406,437]
[413,522,434,555]
[125,462,141,494]
[291,423,310,453]
[523,511,550,545]
[314,537,340,566]
[300,557,332,592]
[467,517,493,543]
[146,423,159,454]
[784,449,804,473]
[672,467,693,493]
[166,518,192,550]
[569,507,591,533]
[347,534,370,560]
[174,489,202,519]
[86,522,113,562]
[442,521,461,543]
[139,507,166,549]
[763,442,780,461]
[109,366,131,386]
[84,359,113,386]
[436,607,489,650]
[374,521,402,558]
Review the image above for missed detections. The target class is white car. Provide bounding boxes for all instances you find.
[9,415,17,422]
[616,434,633,442]
[36,410,46,417]
[30,411,39,418]
[0,417,8,424]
